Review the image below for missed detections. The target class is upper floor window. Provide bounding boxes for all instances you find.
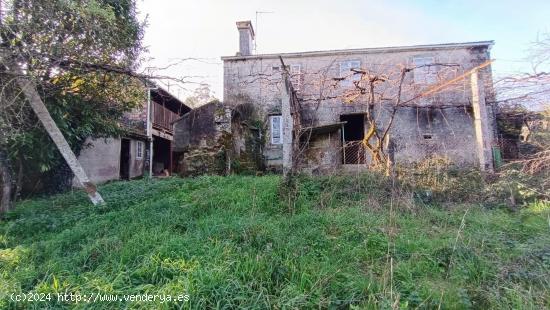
[413,56,437,84]
[290,64,301,91]
[272,64,302,91]
[270,115,283,145]
[339,60,361,86]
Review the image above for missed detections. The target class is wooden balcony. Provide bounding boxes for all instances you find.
[152,101,179,133]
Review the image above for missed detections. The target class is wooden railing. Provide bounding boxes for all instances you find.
[152,101,179,132]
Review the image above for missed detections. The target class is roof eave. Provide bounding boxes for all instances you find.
[221,40,495,61]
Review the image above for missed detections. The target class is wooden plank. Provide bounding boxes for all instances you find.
[16,77,105,205]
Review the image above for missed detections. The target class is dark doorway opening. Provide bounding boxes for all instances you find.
[152,137,172,176]
[341,114,365,141]
[340,114,365,164]
[120,138,130,180]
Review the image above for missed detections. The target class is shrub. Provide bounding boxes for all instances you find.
[396,156,485,204]
[484,165,549,207]
[278,172,393,212]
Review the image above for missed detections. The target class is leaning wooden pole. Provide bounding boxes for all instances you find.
[0,3,103,206]
[16,77,105,205]
[279,56,302,177]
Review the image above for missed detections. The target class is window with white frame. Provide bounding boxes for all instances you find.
[270,115,283,145]
[339,60,361,86]
[413,56,437,84]
[136,141,143,159]
[290,64,301,90]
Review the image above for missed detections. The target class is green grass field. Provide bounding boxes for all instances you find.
[0,174,548,309]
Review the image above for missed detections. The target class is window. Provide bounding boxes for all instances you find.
[339,60,361,86]
[136,141,143,159]
[290,64,301,90]
[273,64,301,90]
[270,115,283,145]
[413,56,437,84]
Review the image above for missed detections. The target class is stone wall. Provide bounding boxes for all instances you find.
[300,131,342,174]
[173,101,230,176]
[222,42,497,171]
[121,99,147,136]
[173,101,263,176]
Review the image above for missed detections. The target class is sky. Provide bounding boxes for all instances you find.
[137,0,550,101]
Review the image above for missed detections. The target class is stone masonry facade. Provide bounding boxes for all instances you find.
[221,21,498,174]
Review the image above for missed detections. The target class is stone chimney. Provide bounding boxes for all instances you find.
[236,21,255,56]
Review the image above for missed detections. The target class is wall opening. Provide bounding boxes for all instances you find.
[153,137,172,176]
[119,138,130,180]
[340,114,365,164]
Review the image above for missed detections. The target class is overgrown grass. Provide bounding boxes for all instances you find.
[0,174,549,309]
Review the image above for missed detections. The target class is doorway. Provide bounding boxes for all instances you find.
[340,114,365,164]
[152,136,172,176]
[120,139,130,180]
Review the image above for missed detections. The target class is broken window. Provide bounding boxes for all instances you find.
[339,60,361,87]
[270,115,283,145]
[413,56,437,84]
[136,141,143,159]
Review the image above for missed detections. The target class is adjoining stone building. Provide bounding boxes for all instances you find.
[172,99,263,176]
[218,20,498,174]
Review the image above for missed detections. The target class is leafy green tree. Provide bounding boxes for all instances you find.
[0,0,147,211]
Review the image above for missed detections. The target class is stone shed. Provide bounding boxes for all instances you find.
[173,100,263,176]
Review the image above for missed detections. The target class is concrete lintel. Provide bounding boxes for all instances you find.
[471,69,494,172]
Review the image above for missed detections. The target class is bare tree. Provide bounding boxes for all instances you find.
[277,55,492,176]
[493,33,550,173]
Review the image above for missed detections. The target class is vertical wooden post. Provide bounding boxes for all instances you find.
[146,87,154,177]
[169,140,173,175]
[16,77,105,205]
[341,124,346,165]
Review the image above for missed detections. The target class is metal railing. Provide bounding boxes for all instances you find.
[343,140,366,164]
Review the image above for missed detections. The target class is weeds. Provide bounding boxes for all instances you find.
[396,156,485,204]
[0,174,548,309]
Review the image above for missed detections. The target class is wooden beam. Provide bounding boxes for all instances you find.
[400,60,494,107]
[16,76,105,205]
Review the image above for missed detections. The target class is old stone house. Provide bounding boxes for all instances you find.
[75,85,190,185]
[217,20,498,174]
